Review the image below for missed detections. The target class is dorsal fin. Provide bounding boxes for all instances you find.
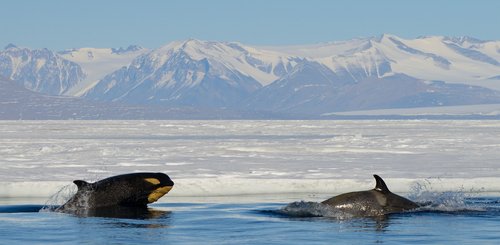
[373,175,390,193]
[73,180,90,190]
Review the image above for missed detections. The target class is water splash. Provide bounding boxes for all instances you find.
[408,178,486,212]
[277,178,495,219]
[39,184,77,212]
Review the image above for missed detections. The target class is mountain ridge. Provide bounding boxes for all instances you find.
[1,34,500,118]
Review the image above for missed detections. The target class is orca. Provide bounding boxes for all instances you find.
[57,172,174,213]
[321,175,419,216]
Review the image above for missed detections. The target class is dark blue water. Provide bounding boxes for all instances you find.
[1,197,500,244]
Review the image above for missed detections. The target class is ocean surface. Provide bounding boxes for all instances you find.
[1,197,500,244]
[1,120,500,244]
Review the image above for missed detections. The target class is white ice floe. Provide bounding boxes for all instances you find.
[0,120,499,199]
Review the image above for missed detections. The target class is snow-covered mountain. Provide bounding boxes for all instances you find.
[83,39,302,107]
[272,34,500,90]
[254,34,500,113]
[0,75,272,120]
[2,34,500,117]
[245,61,353,114]
[59,45,147,96]
[0,44,85,95]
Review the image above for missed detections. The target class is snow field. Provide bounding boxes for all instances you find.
[1,120,499,199]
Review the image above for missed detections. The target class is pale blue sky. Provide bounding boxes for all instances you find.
[1,0,499,50]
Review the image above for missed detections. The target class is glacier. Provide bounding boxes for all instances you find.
[59,45,148,96]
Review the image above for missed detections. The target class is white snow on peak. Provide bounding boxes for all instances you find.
[261,33,500,90]
[61,46,148,96]
[57,34,500,97]
[374,35,500,89]
[146,39,301,86]
[263,38,372,59]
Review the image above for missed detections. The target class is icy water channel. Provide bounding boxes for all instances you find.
[1,195,500,244]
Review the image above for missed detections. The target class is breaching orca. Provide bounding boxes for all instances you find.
[321,175,419,216]
[57,172,174,213]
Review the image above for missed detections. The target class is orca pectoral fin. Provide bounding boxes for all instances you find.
[373,174,390,193]
[73,180,90,190]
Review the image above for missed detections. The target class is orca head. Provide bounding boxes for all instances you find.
[96,172,174,206]
[98,172,175,207]
[110,172,175,206]
[140,172,175,203]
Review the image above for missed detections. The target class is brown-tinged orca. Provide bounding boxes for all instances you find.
[321,175,419,216]
[57,172,174,213]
